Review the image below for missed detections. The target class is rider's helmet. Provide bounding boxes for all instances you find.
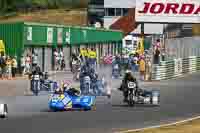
[125,70,134,80]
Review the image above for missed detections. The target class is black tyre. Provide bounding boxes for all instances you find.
[128,93,134,107]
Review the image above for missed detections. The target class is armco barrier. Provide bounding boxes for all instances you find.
[151,56,200,81]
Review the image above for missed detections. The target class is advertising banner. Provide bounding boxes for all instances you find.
[136,0,200,23]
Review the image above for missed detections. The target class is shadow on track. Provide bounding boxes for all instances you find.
[112,104,160,108]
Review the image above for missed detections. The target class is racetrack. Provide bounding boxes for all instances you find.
[1,69,200,133]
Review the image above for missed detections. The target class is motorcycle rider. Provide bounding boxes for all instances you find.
[118,70,139,102]
[112,55,121,77]
[29,65,43,92]
[80,61,98,93]
[55,81,81,96]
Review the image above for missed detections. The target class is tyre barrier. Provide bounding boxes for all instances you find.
[151,56,200,81]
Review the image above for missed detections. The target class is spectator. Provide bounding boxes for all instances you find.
[154,48,160,64]
[53,49,59,71]
[32,52,38,70]
[0,54,3,79]
[20,55,25,76]
[1,55,6,79]
[89,48,97,70]
[24,54,31,74]
[59,50,64,70]
[133,54,139,72]
[12,56,18,79]
[139,55,146,81]
[153,39,161,64]
[6,56,12,80]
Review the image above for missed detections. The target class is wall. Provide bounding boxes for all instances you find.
[165,37,200,60]
[104,0,136,8]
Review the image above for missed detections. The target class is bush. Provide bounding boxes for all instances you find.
[0,0,89,14]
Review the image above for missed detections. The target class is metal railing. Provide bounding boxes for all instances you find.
[151,56,200,80]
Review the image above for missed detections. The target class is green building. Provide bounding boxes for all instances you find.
[0,22,123,71]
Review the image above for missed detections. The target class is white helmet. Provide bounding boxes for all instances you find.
[125,70,132,74]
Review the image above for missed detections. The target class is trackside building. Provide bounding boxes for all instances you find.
[0,22,123,71]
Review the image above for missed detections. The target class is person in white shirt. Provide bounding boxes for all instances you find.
[59,50,64,70]
[54,50,59,71]
[20,55,25,76]
[24,54,31,74]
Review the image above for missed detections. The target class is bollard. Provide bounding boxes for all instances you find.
[0,103,8,118]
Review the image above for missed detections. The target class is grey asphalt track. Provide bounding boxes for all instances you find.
[1,70,200,133]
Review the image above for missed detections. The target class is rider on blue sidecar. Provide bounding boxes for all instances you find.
[79,61,98,94]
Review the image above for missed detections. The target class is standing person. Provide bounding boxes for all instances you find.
[24,54,31,74]
[89,48,97,70]
[12,56,18,79]
[53,49,59,71]
[0,54,3,79]
[139,55,145,81]
[133,54,139,72]
[32,52,38,71]
[1,55,6,79]
[59,50,64,70]
[20,55,25,76]
[80,48,86,62]
[85,48,90,63]
[6,56,12,80]
[153,39,161,64]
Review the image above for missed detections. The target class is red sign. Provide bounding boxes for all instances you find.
[139,3,200,15]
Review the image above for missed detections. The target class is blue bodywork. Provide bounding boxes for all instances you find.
[49,91,96,111]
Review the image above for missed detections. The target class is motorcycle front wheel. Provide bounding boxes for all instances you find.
[128,92,135,107]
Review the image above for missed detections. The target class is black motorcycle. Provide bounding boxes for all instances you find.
[30,74,41,96]
[119,81,160,107]
[127,81,137,106]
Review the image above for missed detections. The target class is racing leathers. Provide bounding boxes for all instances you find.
[119,71,139,102]
[80,62,97,80]
[29,65,43,92]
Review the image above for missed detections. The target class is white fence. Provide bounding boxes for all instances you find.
[151,56,200,80]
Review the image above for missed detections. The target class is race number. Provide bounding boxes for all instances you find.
[33,75,40,80]
[51,95,60,101]
[128,82,136,89]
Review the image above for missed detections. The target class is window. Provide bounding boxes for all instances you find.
[105,8,108,16]
[108,8,115,16]
[125,40,132,45]
[116,8,122,16]
[123,8,129,16]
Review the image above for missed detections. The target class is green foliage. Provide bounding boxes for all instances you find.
[0,0,89,13]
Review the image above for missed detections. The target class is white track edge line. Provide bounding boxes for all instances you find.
[116,115,200,133]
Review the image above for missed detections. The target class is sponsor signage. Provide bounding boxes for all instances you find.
[136,0,200,23]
